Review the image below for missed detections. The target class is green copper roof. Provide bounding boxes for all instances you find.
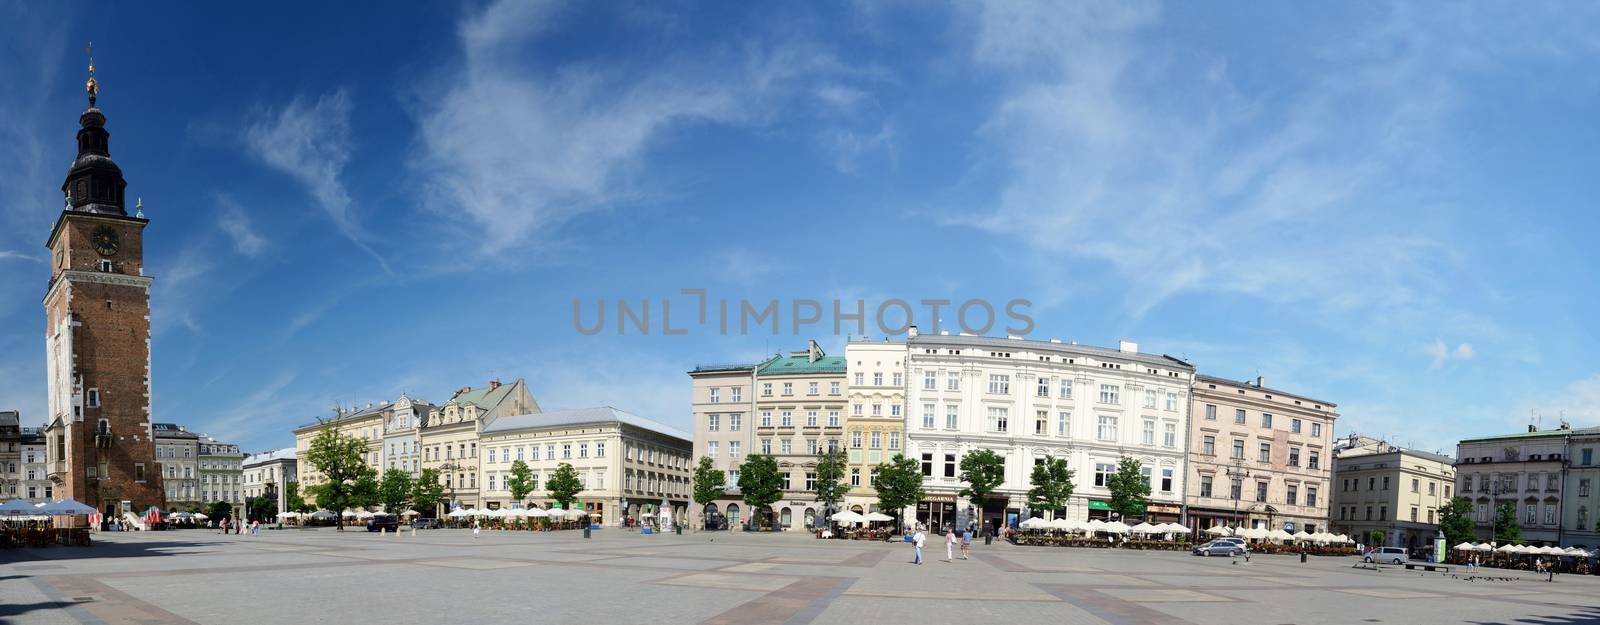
[1459,429,1571,444]
[448,382,515,409]
[757,355,846,376]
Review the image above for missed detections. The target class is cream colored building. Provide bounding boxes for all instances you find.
[1331,435,1456,549]
[293,404,387,508]
[1565,427,1600,548]
[843,339,906,516]
[198,436,244,515]
[905,331,1194,532]
[754,341,847,530]
[419,379,539,516]
[1186,375,1337,534]
[1455,426,1568,544]
[688,363,755,529]
[478,407,692,527]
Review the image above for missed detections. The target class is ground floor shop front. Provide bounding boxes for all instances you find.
[1187,506,1324,536]
[912,490,1183,534]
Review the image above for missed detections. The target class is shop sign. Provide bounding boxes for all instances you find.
[923,494,957,503]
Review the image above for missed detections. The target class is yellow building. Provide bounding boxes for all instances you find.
[293,404,387,508]
[844,339,906,515]
[419,379,539,516]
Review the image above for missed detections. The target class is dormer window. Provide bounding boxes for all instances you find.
[99,260,113,272]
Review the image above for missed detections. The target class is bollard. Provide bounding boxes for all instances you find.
[985,535,993,546]
[584,526,591,539]
[676,525,682,535]
[1301,552,1307,563]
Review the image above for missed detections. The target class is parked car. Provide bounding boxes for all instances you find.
[1193,538,1248,557]
[1363,546,1409,565]
[411,518,438,530]
[366,513,399,532]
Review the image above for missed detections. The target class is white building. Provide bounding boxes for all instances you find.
[243,448,297,518]
[20,426,51,502]
[904,331,1194,531]
[382,394,434,476]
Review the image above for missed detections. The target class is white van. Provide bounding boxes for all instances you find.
[1363,546,1409,564]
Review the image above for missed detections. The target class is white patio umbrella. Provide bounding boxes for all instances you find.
[39,500,98,515]
[830,510,866,524]
[525,507,549,518]
[1204,525,1232,536]
[1495,544,1520,553]
[1565,547,1591,557]
[1102,521,1131,534]
[1541,545,1567,556]
[1471,542,1493,552]
[1160,523,1189,534]
[445,508,471,518]
[401,509,420,517]
[356,510,375,519]
[1453,542,1476,551]
[276,511,299,519]
[1128,522,1159,535]
[1085,519,1108,532]
[863,511,894,523]
[1019,517,1049,530]
[1332,533,1350,543]
[1266,529,1294,542]
[341,509,357,519]
[193,513,210,521]
[1048,518,1076,532]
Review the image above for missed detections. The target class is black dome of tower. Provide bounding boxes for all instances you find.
[62,52,126,216]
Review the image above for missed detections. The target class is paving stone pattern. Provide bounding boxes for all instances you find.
[2,528,1598,625]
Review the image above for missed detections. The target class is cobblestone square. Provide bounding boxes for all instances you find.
[4,528,1597,625]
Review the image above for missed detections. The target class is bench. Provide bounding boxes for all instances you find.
[1405,563,1450,573]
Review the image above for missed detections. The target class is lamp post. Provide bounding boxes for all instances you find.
[439,461,464,520]
[1226,457,1252,531]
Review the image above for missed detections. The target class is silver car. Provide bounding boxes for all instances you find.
[1193,538,1248,556]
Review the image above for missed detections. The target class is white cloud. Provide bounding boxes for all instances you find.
[409,0,873,255]
[1513,373,1600,430]
[1426,338,1475,367]
[827,122,896,175]
[0,250,40,262]
[215,196,267,258]
[243,89,390,273]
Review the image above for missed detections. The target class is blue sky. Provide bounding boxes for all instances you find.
[2,1,1598,455]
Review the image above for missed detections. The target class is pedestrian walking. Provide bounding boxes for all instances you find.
[944,526,956,562]
[473,520,481,538]
[251,519,260,535]
[961,525,972,559]
[912,526,926,565]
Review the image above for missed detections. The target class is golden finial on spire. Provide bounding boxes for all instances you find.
[85,41,99,106]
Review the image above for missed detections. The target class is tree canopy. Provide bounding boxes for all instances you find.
[545,463,584,510]
[1026,455,1075,514]
[1438,496,1476,547]
[506,460,536,504]
[377,470,415,514]
[812,450,849,513]
[411,468,445,515]
[958,449,1006,512]
[692,456,726,506]
[736,454,783,529]
[303,417,374,530]
[1494,502,1521,544]
[1105,457,1152,520]
[284,482,310,514]
[874,453,924,531]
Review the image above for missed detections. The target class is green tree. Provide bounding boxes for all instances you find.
[351,466,380,509]
[249,495,277,522]
[1437,496,1476,547]
[207,500,234,523]
[873,453,924,533]
[377,470,415,514]
[284,482,310,514]
[691,457,726,529]
[544,462,584,511]
[1370,530,1386,547]
[1494,502,1521,544]
[506,460,535,505]
[812,450,848,521]
[1026,455,1075,515]
[958,449,1006,529]
[412,468,445,517]
[303,414,373,531]
[1105,457,1152,521]
[735,454,783,530]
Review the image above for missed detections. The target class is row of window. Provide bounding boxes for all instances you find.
[758,381,844,397]
[1200,403,1324,437]
[756,410,844,428]
[1201,436,1322,469]
[487,442,608,464]
[1461,472,1560,494]
[1199,475,1320,507]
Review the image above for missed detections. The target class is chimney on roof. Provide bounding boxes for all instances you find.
[460,386,472,395]
[366,402,373,409]
[908,325,919,338]
[489,379,501,391]
[1119,340,1138,353]
[1529,424,1538,433]
[1256,375,1265,388]
[807,339,822,363]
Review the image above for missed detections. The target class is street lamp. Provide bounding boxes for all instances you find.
[1226,457,1252,531]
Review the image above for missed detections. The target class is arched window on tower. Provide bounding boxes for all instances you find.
[96,418,110,434]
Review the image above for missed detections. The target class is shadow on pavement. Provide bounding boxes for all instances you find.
[1470,609,1600,625]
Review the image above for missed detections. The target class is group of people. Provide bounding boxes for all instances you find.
[215,518,260,535]
[909,524,975,565]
